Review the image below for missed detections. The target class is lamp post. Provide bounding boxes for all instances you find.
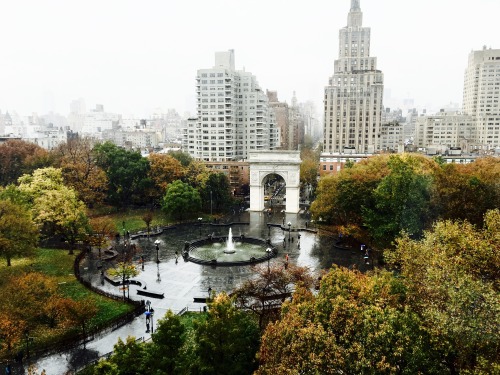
[154,239,160,263]
[287,222,292,242]
[150,308,155,334]
[198,217,202,235]
[266,248,272,271]
[210,190,213,216]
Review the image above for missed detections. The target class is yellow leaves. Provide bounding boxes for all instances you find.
[108,262,139,280]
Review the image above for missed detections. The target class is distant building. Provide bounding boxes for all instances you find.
[184,50,278,161]
[80,105,120,136]
[323,0,384,154]
[266,90,288,149]
[414,111,476,152]
[380,108,404,152]
[463,46,500,150]
[102,128,161,149]
[204,161,250,195]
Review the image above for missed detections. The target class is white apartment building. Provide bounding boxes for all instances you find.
[414,111,476,152]
[102,128,160,149]
[463,46,500,149]
[184,50,278,161]
[323,0,384,154]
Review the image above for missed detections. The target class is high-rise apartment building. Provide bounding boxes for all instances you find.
[323,0,384,153]
[463,46,500,149]
[184,50,278,161]
[266,90,288,149]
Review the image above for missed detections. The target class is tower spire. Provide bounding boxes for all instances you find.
[347,0,362,27]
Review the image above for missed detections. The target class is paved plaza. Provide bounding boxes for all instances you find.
[27,211,367,374]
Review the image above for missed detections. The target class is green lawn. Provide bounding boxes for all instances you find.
[89,207,211,234]
[89,207,171,233]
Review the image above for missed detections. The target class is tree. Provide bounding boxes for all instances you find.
[0,140,51,186]
[387,210,500,373]
[201,173,232,213]
[0,199,39,266]
[310,154,390,232]
[432,158,500,226]
[300,142,320,198]
[63,298,98,349]
[193,292,260,375]
[233,263,313,330]
[182,160,210,189]
[107,262,139,300]
[108,336,145,375]
[161,180,201,221]
[362,154,433,246]
[18,167,90,254]
[0,312,26,354]
[147,153,184,202]
[93,142,152,206]
[51,137,108,207]
[299,158,319,198]
[88,217,116,258]
[168,150,193,168]
[142,310,185,374]
[2,273,58,326]
[257,267,441,374]
[38,190,89,254]
[141,211,153,236]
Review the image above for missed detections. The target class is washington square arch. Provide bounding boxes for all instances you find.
[248,151,301,213]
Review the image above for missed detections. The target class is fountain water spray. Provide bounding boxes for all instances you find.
[224,228,236,254]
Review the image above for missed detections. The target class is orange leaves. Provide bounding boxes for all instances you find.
[52,137,108,206]
[148,153,184,193]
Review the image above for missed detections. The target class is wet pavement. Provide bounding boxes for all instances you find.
[18,211,367,374]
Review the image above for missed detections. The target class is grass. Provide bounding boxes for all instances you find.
[35,249,134,327]
[88,206,213,234]
[89,207,172,233]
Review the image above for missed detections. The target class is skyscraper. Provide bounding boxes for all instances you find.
[463,46,500,150]
[323,0,384,153]
[184,50,278,161]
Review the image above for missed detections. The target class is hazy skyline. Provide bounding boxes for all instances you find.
[1,0,499,118]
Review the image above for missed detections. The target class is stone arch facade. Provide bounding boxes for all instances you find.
[248,151,301,213]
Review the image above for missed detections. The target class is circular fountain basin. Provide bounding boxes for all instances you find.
[184,236,275,266]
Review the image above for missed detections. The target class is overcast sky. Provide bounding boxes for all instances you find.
[1,0,499,118]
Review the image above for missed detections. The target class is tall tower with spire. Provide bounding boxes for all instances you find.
[323,0,384,153]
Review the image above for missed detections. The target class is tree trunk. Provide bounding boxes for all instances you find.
[7,256,11,266]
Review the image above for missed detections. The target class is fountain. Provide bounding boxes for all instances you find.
[183,226,276,266]
[224,228,236,254]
